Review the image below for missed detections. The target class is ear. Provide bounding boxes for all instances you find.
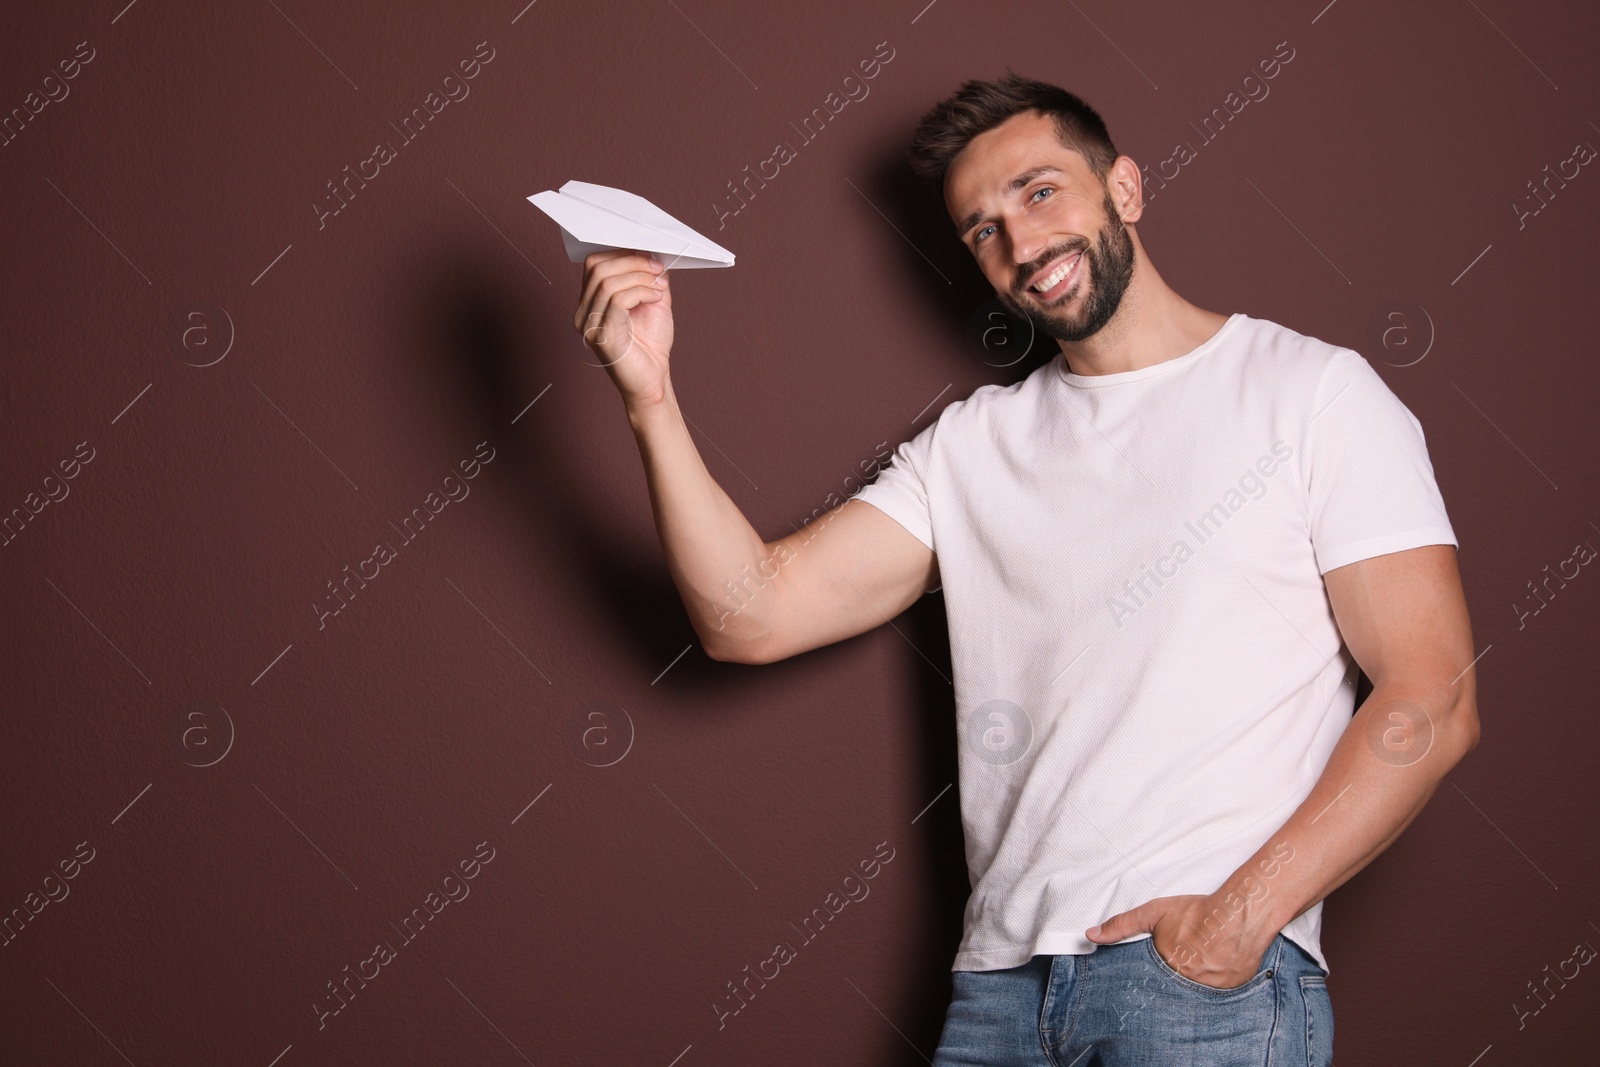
[1108,155,1146,224]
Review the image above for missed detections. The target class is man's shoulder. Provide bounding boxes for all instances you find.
[1229,313,1365,377]
[1216,313,1384,412]
[927,358,1057,431]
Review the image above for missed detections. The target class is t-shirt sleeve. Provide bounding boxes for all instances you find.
[850,420,937,554]
[1301,349,1458,575]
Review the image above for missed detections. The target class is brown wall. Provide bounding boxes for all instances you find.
[3,1,1597,1063]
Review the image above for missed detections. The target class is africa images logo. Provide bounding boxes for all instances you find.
[1106,441,1295,628]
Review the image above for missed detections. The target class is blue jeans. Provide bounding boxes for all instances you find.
[932,933,1333,1066]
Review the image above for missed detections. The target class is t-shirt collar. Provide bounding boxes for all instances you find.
[1053,313,1246,389]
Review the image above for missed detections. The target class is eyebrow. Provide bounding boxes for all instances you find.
[955,165,1064,239]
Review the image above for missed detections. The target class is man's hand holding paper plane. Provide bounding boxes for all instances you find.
[529,180,734,409]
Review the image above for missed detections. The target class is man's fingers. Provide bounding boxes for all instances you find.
[605,286,664,313]
[579,284,663,365]
[582,248,635,269]
[574,268,664,334]
[576,253,662,328]
[581,308,633,368]
[579,278,664,335]
[1086,904,1152,943]
[580,248,645,284]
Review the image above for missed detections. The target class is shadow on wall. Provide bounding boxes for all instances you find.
[809,145,981,1048]
[898,588,970,1062]
[403,240,692,670]
[401,223,975,1059]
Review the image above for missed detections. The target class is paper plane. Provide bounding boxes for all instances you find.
[527,180,735,268]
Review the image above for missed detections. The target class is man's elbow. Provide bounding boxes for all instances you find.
[701,638,746,664]
[1435,685,1481,762]
[1452,697,1482,755]
[697,612,783,664]
[702,636,779,665]
[696,592,787,664]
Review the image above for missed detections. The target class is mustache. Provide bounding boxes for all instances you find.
[1014,241,1090,296]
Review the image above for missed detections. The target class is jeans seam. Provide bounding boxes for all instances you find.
[1038,955,1063,1067]
[1299,974,1327,1066]
[1260,936,1286,1067]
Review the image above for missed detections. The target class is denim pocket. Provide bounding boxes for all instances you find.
[1142,934,1277,1000]
[1300,974,1334,1066]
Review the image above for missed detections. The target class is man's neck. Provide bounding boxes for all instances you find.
[1057,288,1229,378]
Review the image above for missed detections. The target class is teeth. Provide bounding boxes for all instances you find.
[1032,253,1080,292]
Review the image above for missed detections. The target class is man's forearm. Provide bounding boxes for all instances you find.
[1199,675,1480,962]
[626,376,780,655]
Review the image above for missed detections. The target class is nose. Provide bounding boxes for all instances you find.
[1008,215,1054,276]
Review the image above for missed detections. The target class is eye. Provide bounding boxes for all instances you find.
[974,223,996,243]
[1030,186,1054,203]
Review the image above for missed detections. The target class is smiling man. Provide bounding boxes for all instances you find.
[572,72,1479,1066]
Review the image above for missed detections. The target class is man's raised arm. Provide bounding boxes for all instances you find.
[576,249,936,665]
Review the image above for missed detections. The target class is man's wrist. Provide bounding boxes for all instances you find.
[1207,846,1303,954]
[1200,883,1283,959]
[625,379,678,433]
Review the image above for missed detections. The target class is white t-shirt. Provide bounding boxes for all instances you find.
[851,312,1457,975]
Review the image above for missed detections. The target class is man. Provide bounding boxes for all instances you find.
[572,72,1479,1066]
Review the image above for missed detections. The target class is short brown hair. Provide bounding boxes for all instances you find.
[905,71,1119,185]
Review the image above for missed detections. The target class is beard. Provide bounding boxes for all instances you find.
[1000,188,1136,344]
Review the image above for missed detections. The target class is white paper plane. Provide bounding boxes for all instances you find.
[527,180,736,269]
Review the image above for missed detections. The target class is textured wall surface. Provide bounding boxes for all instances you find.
[2,1,1597,1064]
